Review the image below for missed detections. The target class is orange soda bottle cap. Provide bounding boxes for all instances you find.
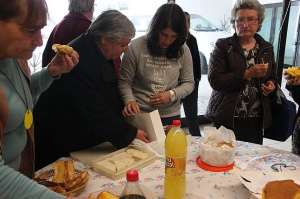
[172,120,181,126]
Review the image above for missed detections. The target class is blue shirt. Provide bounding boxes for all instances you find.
[0,59,65,199]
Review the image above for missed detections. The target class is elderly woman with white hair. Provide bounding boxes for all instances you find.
[34,10,149,170]
[205,0,279,144]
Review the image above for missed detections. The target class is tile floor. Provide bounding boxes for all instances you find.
[183,124,293,152]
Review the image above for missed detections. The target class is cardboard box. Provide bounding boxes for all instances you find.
[125,110,166,142]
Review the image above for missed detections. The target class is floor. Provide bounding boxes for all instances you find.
[182,124,293,152]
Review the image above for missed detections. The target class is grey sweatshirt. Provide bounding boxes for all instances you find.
[119,36,194,118]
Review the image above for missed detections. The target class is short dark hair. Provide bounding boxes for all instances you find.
[0,0,48,28]
[146,3,187,59]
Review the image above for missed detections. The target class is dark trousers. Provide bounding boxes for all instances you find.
[213,117,263,144]
[182,80,200,136]
[161,115,180,126]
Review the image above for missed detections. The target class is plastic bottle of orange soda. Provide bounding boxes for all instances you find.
[164,120,187,199]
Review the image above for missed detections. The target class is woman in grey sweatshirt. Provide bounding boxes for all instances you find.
[119,3,194,126]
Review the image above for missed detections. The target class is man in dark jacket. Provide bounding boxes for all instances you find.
[34,10,149,170]
[182,12,201,136]
[42,0,94,68]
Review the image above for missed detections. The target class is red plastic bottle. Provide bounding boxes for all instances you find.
[119,170,146,199]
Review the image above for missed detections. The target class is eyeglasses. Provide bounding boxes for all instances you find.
[117,41,131,50]
[235,18,258,25]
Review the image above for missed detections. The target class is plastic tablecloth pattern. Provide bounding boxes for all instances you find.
[36,137,300,199]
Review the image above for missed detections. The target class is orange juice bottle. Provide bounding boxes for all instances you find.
[164,120,187,199]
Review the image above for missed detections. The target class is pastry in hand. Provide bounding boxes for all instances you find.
[52,44,73,54]
[285,66,300,79]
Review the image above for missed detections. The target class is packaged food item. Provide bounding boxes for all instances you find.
[164,120,187,199]
[200,126,236,167]
[119,170,146,199]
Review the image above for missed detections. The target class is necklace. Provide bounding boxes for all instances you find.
[0,60,33,129]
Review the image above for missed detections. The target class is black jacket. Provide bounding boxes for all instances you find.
[34,33,137,158]
[186,32,201,80]
[286,84,300,124]
[205,33,278,128]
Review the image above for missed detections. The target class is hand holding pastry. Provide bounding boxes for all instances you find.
[243,63,268,79]
[52,44,74,54]
[47,44,79,77]
[284,66,300,86]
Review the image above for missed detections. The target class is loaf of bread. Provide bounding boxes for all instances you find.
[65,171,89,191]
[262,180,300,199]
[52,160,75,183]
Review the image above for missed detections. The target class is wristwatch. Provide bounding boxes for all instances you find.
[169,90,176,101]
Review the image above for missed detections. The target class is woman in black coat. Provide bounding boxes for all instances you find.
[33,10,149,170]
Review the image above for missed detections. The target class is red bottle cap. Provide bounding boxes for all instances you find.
[172,120,181,126]
[126,170,139,181]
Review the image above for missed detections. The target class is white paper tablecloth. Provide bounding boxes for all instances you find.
[36,137,300,199]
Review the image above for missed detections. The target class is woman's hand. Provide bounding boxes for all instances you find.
[284,72,300,86]
[261,80,275,96]
[149,91,170,107]
[243,64,268,79]
[122,101,140,117]
[48,51,79,77]
[136,129,150,143]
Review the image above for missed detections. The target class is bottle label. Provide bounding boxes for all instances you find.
[165,156,186,177]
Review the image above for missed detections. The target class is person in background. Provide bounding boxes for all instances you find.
[33,10,149,170]
[42,0,94,68]
[205,0,278,144]
[284,73,300,155]
[182,11,201,136]
[0,0,81,198]
[119,3,194,126]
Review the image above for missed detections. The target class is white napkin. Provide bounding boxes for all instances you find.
[131,139,165,158]
[200,126,237,167]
